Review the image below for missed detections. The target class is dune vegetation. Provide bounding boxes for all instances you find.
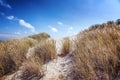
[73,20,120,80]
[0,20,120,80]
[0,33,50,79]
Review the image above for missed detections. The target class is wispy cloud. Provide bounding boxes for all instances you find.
[57,21,63,26]
[67,26,77,35]
[48,25,58,32]
[14,31,21,35]
[68,27,74,33]
[6,15,14,20]
[19,19,35,32]
[0,0,12,9]
[5,14,35,32]
[51,27,58,32]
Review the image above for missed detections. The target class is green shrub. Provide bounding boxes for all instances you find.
[28,32,50,41]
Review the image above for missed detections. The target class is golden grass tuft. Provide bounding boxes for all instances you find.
[18,61,44,80]
[60,37,71,57]
[28,39,57,66]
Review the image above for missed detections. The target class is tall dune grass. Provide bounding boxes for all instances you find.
[0,33,50,78]
[14,39,57,79]
[17,61,44,80]
[28,39,57,66]
[0,38,37,77]
[73,23,120,80]
[60,37,71,57]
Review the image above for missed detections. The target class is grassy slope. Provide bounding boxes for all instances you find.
[0,33,50,78]
[73,20,120,80]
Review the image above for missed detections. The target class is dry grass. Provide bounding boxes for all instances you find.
[0,38,37,77]
[0,51,15,77]
[0,32,55,79]
[60,37,71,57]
[0,32,56,80]
[73,23,120,80]
[18,61,44,80]
[28,39,57,66]
[1,20,120,80]
[17,39,57,80]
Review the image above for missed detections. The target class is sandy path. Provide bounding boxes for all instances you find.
[40,37,76,80]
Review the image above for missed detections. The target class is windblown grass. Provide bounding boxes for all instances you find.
[18,61,44,80]
[0,38,37,77]
[0,32,50,78]
[73,22,120,80]
[28,39,57,66]
[60,37,71,57]
[15,39,57,80]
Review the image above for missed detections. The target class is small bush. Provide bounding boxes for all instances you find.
[116,19,120,25]
[28,32,50,41]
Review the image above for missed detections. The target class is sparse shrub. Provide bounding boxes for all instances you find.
[116,19,120,25]
[107,21,114,25]
[28,32,50,41]
[89,24,101,31]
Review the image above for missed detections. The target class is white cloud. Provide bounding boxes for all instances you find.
[51,27,58,32]
[0,0,12,9]
[15,31,21,35]
[7,16,14,20]
[48,25,58,32]
[67,26,77,35]
[19,19,35,32]
[5,15,35,33]
[57,21,63,26]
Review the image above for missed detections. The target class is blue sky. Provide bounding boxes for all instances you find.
[0,0,120,40]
